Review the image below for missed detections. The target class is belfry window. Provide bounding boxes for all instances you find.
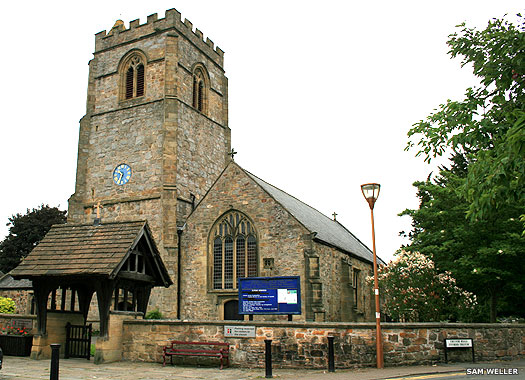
[192,66,207,113]
[123,55,145,100]
[211,211,257,290]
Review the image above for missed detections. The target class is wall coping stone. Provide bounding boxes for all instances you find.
[123,319,525,330]
[110,311,143,317]
[0,313,36,319]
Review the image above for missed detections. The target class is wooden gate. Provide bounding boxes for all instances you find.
[65,323,92,360]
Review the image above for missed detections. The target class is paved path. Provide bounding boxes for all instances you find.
[0,356,523,380]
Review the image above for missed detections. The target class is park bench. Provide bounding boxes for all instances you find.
[162,340,230,369]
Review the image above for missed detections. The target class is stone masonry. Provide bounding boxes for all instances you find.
[181,162,376,322]
[120,319,525,368]
[62,8,378,322]
[67,9,231,316]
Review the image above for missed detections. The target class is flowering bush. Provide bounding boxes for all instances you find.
[367,250,477,322]
[0,297,16,313]
[0,325,30,336]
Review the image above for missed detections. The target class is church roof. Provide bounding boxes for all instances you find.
[245,170,385,265]
[10,220,172,287]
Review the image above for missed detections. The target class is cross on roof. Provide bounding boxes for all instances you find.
[228,148,237,161]
[332,212,338,221]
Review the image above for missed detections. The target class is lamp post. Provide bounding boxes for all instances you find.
[361,183,384,369]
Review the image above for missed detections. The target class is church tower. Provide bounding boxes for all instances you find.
[68,9,230,314]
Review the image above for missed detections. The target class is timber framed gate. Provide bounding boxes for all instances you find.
[65,322,92,360]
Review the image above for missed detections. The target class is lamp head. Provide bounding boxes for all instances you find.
[361,183,380,209]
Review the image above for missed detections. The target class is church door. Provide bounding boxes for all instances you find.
[224,300,242,320]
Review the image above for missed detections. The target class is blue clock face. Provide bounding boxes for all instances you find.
[113,164,132,185]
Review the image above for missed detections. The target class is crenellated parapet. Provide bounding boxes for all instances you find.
[94,8,224,67]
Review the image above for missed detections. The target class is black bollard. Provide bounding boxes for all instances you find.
[50,344,61,380]
[327,336,335,372]
[264,339,272,378]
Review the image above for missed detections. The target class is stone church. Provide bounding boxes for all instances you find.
[16,9,383,324]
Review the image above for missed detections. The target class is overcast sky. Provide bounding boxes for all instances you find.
[1,1,522,263]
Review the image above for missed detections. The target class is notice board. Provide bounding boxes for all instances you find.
[238,276,301,315]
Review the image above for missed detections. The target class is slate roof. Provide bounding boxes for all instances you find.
[245,170,386,266]
[10,220,172,286]
[0,273,32,290]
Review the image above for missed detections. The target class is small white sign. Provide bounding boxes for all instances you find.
[278,289,298,304]
[446,339,473,348]
[224,325,256,338]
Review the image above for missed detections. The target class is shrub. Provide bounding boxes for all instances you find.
[368,251,477,322]
[145,308,163,319]
[0,297,16,314]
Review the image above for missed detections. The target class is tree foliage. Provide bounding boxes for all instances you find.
[403,15,525,321]
[371,250,477,322]
[0,205,66,273]
[406,14,525,221]
[400,157,525,321]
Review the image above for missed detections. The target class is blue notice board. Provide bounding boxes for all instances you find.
[238,276,301,315]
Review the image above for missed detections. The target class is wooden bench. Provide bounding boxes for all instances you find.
[162,340,230,369]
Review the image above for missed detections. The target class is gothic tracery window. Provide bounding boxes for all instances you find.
[211,211,257,290]
[192,66,207,113]
[122,54,145,100]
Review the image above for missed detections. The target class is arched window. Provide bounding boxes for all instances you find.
[121,53,145,100]
[192,65,208,113]
[211,211,257,290]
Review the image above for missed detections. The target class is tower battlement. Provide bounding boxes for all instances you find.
[94,8,224,66]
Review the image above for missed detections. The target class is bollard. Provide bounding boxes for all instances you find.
[50,344,61,380]
[264,339,272,378]
[327,336,335,372]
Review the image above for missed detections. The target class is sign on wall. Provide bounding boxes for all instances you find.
[12,319,33,330]
[238,276,301,315]
[224,325,256,338]
[445,338,473,348]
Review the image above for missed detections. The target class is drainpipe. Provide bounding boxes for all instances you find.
[176,224,185,319]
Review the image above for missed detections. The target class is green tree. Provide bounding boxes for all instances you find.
[404,15,525,321]
[0,205,66,273]
[400,156,524,322]
[370,250,477,322]
[406,14,525,222]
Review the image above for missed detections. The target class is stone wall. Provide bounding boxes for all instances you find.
[180,163,378,322]
[122,319,525,368]
[181,163,311,320]
[30,311,84,359]
[68,8,232,319]
[0,290,34,315]
[95,311,143,364]
[0,313,36,332]
[307,242,375,322]
[2,314,522,368]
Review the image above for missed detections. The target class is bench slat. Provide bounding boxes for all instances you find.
[167,349,226,354]
[170,341,229,347]
[167,352,224,357]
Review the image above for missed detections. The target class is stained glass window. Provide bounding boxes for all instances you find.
[212,211,258,290]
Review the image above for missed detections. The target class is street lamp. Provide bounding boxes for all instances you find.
[361,183,384,369]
